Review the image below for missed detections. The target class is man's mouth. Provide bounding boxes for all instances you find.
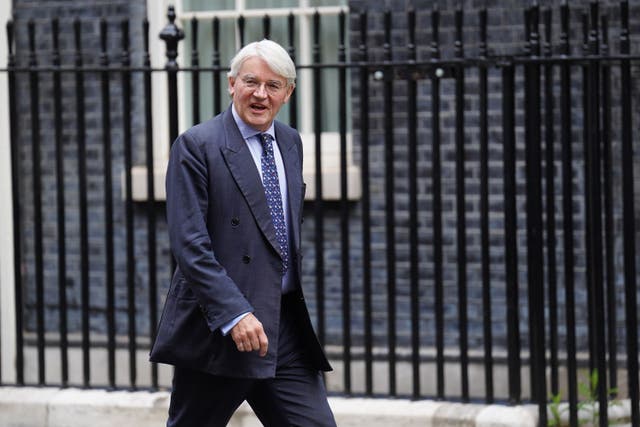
[251,103,267,112]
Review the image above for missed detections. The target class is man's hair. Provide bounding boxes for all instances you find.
[228,39,296,87]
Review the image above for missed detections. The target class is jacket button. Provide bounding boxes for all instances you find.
[231,217,240,227]
[242,255,251,264]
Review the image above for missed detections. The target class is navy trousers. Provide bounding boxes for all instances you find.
[166,295,336,427]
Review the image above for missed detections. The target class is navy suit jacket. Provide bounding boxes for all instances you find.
[150,106,331,378]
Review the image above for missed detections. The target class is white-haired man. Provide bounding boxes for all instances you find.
[150,39,337,426]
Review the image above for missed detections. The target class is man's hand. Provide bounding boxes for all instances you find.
[230,313,269,357]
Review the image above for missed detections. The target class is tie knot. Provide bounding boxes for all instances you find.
[260,133,274,156]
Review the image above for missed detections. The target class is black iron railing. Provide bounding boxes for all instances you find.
[2,2,639,426]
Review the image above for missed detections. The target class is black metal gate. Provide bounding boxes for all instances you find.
[2,2,640,426]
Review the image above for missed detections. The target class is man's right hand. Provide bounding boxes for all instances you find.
[230,313,269,357]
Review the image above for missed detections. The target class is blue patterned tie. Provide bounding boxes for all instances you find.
[260,133,289,272]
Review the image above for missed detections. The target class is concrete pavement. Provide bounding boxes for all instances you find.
[0,386,540,427]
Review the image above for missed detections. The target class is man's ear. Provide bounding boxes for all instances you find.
[228,76,236,97]
[283,84,295,103]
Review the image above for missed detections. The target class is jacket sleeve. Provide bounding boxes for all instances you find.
[166,130,254,333]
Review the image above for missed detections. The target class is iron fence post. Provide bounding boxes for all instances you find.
[51,17,69,388]
[159,5,184,148]
[478,5,494,404]
[430,5,446,401]
[501,61,520,405]
[6,18,24,386]
[453,6,469,402]
[143,16,159,391]
[523,4,547,423]
[312,9,326,355]
[120,18,137,390]
[27,19,46,387]
[560,2,578,424]
[619,1,639,425]
[72,16,91,389]
[337,9,352,396]
[585,3,608,426]
[406,7,420,401]
[358,10,373,397]
[382,8,397,398]
[99,18,116,389]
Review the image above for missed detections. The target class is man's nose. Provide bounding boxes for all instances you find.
[253,83,268,98]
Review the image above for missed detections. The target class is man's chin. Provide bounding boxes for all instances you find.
[248,118,271,131]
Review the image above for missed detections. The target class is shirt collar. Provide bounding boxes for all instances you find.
[231,103,275,141]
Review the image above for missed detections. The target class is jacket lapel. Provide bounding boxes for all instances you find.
[275,121,303,254]
[220,109,281,256]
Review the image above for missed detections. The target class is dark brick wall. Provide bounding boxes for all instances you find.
[8,0,640,360]
[329,0,640,352]
[10,0,172,338]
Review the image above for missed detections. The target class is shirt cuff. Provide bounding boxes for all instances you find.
[220,311,252,336]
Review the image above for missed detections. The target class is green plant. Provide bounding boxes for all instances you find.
[548,390,564,427]
[547,369,620,427]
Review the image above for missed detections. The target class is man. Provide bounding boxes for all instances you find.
[150,39,337,427]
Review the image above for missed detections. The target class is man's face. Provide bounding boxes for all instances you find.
[228,56,294,132]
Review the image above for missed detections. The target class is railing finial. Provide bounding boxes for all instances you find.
[159,5,185,69]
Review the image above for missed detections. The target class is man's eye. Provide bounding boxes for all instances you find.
[268,83,282,91]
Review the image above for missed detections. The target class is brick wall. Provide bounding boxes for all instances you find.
[9,0,169,339]
[8,0,640,361]
[313,0,640,352]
